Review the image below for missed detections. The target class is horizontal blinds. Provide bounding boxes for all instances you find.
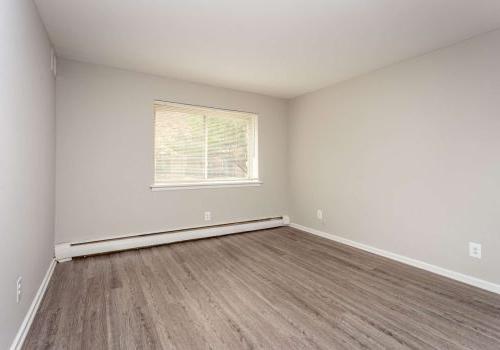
[207,114,250,180]
[155,102,255,120]
[154,102,257,184]
[155,109,205,182]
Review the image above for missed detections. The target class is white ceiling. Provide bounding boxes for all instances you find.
[35,0,500,98]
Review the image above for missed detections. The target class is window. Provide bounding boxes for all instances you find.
[152,101,259,189]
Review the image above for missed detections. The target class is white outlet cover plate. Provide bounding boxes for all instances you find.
[469,242,482,259]
[316,210,323,220]
[16,277,22,303]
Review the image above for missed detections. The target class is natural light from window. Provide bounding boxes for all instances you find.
[152,101,259,189]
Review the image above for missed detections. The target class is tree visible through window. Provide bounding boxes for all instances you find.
[154,102,258,185]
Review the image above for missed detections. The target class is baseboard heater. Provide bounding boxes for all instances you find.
[55,215,289,262]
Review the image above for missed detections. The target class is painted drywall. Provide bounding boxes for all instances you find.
[288,29,500,284]
[55,59,288,244]
[0,0,55,348]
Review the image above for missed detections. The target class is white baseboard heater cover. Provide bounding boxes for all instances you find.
[55,216,289,262]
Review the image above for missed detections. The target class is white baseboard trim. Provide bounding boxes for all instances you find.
[56,216,289,261]
[290,223,500,295]
[10,258,57,350]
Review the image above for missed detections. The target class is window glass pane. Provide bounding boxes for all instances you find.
[154,102,257,184]
[155,110,205,183]
[207,115,250,180]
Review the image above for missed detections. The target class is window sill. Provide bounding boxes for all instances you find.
[150,180,262,191]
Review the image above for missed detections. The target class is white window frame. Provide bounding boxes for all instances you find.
[151,101,261,191]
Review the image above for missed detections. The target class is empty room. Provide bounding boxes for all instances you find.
[2,0,500,349]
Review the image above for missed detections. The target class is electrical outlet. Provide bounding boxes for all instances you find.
[316,209,323,221]
[469,242,481,259]
[50,49,57,76]
[204,211,211,221]
[16,277,22,303]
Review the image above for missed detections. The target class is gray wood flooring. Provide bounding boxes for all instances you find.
[24,227,500,349]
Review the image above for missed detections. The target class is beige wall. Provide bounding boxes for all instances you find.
[288,29,500,284]
[0,0,55,347]
[55,59,288,244]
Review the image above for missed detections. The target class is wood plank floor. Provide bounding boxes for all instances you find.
[24,227,500,349]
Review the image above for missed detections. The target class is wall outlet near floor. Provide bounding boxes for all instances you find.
[204,211,211,221]
[469,242,482,259]
[316,209,323,221]
[16,276,22,303]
